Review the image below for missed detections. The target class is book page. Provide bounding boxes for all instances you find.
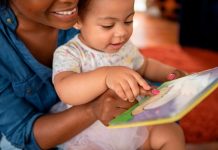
[109,67,218,128]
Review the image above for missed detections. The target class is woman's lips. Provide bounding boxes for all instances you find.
[54,7,77,15]
[51,7,78,22]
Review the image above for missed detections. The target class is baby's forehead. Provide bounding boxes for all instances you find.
[78,0,134,20]
[86,0,133,11]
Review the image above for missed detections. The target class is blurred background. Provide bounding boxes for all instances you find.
[132,0,218,50]
[132,0,218,149]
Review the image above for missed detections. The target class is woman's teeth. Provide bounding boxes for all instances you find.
[55,8,76,15]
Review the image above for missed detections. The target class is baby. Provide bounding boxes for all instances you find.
[52,0,186,149]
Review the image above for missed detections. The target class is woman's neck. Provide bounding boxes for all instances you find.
[12,8,59,68]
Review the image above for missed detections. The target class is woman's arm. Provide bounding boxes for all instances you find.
[33,103,96,149]
[0,76,133,150]
[34,89,134,149]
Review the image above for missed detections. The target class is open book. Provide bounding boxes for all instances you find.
[109,67,218,128]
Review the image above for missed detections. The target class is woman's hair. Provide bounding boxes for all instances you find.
[77,0,91,20]
[0,0,9,7]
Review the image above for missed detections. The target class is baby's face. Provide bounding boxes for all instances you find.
[78,0,135,53]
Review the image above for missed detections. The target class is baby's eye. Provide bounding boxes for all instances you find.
[101,24,114,29]
[125,20,133,24]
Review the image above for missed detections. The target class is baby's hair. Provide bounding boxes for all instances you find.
[78,0,91,20]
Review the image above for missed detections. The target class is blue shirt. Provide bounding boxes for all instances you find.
[0,6,79,149]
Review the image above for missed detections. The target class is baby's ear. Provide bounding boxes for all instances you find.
[74,18,83,30]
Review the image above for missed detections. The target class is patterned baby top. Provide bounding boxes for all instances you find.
[53,34,144,79]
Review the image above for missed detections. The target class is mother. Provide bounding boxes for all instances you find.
[0,0,134,149]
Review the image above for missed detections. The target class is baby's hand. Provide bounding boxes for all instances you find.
[105,66,151,102]
[167,69,188,81]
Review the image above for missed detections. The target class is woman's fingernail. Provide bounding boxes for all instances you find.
[167,73,176,80]
[151,89,160,95]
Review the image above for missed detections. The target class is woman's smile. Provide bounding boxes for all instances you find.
[51,7,78,22]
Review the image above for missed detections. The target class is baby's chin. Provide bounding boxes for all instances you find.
[93,43,124,53]
[104,49,120,53]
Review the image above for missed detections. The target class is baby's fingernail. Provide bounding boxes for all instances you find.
[167,73,176,80]
[144,85,151,90]
[151,89,160,95]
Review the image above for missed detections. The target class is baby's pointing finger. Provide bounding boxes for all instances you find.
[132,73,151,90]
[137,78,151,90]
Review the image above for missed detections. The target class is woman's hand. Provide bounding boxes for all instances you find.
[88,89,136,125]
[105,66,151,102]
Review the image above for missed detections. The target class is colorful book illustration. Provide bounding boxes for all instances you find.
[109,67,218,128]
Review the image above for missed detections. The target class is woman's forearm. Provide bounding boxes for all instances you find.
[33,103,96,149]
[34,89,135,149]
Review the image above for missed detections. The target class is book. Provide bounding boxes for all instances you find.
[109,67,218,128]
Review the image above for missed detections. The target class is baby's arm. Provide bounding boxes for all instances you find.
[54,66,151,105]
[54,67,108,106]
[138,57,187,82]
